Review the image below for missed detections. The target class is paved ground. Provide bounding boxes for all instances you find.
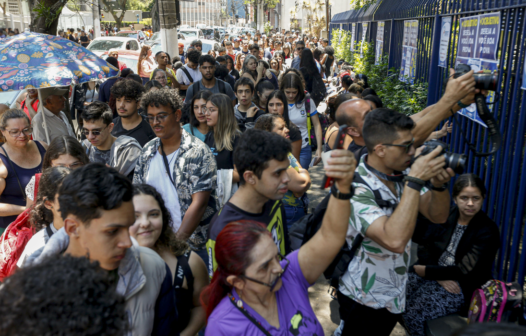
[305,163,407,336]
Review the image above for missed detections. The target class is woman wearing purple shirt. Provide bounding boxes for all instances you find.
[200,148,356,335]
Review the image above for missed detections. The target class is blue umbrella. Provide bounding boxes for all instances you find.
[0,31,119,143]
[0,31,119,90]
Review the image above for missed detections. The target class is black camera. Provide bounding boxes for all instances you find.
[451,63,502,157]
[454,63,498,91]
[419,140,466,174]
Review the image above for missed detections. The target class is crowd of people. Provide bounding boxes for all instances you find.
[0,27,521,336]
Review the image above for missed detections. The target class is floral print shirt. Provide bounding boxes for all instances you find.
[133,129,218,250]
[339,155,428,314]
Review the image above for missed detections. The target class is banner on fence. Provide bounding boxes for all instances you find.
[438,16,452,68]
[361,22,368,57]
[350,23,356,51]
[455,12,500,127]
[375,21,384,65]
[400,20,418,83]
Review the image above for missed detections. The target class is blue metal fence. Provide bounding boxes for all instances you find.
[330,0,526,285]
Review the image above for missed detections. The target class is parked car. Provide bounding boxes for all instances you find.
[100,50,144,73]
[87,37,140,56]
[0,90,25,109]
[145,32,185,46]
[179,29,204,40]
[116,30,148,44]
[151,38,219,56]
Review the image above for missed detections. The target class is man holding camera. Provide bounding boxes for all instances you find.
[337,108,456,336]
[336,68,481,160]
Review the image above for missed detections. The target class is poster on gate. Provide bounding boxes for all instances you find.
[438,16,452,67]
[455,12,501,126]
[375,21,385,65]
[350,23,356,51]
[360,22,368,57]
[400,20,418,83]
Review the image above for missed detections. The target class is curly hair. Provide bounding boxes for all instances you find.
[0,255,128,336]
[254,113,284,133]
[30,167,72,232]
[141,87,183,115]
[110,78,146,101]
[133,184,189,256]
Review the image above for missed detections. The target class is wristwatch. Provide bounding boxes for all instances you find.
[457,100,470,109]
[331,184,353,200]
[429,183,448,192]
[403,176,425,192]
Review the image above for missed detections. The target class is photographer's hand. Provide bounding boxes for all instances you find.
[408,146,445,181]
[444,68,476,105]
[430,167,455,188]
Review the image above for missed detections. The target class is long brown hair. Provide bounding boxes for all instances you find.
[207,93,240,151]
[137,45,151,74]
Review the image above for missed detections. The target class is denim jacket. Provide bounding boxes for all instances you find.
[133,129,218,250]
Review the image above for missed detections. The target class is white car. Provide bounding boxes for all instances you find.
[179,29,205,40]
[87,37,141,57]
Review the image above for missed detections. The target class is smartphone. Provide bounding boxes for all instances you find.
[320,124,348,189]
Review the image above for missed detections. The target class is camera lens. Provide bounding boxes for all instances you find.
[445,153,466,174]
[474,73,498,91]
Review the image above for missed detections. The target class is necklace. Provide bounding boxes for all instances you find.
[166,151,177,175]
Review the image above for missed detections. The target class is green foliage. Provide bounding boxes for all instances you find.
[33,1,64,28]
[350,0,376,10]
[101,19,152,26]
[330,28,428,115]
[126,0,153,11]
[264,22,273,36]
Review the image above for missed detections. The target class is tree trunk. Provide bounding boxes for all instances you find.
[30,0,66,35]
[100,0,127,29]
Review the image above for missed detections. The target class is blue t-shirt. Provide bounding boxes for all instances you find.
[182,124,207,142]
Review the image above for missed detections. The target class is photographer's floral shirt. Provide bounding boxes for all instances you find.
[339,156,428,313]
[133,129,218,250]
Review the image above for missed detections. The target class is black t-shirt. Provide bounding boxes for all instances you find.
[204,132,240,170]
[206,199,288,274]
[230,69,240,81]
[289,122,302,143]
[348,140,368,160]
[111,114,156,147]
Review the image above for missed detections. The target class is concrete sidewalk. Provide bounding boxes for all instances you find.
[305,163,407,336]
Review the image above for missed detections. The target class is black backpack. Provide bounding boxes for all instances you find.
[310,73,327,106]
[289,173,396,288]
[181,79,226,125]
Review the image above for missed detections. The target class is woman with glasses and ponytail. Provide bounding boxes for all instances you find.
[0,109,47,233]
[200,145,357,335]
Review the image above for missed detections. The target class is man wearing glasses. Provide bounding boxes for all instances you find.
[337,108,455,335]
[32,87,76,143]
[291,40,305,70]
[240,39,250,55]
[81,101,141,179]
[133,88,218,266]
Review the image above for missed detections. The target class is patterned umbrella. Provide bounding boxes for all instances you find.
[0,31,119,91]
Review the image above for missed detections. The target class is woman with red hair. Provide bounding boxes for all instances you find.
[200,148,356,335]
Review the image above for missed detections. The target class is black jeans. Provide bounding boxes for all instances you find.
[338,291,401,336]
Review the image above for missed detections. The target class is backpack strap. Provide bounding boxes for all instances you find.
[45,225,54,239]
[180,66,194,83]
[33,173,42,201]
[353,173,396,211]
[218,79,226,94]
[174,251,194,294]
[305,96,312,145]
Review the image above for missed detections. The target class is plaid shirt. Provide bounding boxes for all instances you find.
[133,129,218,250]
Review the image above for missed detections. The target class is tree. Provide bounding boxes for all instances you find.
[244,0,278,28]
[30,0,68,34]
[100,0,128,28]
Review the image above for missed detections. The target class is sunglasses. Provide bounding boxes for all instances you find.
[82,125,109,136]
[382,138,415,153]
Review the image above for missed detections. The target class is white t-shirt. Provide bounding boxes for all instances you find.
[176,65,202,86]
[288,99,318,148]
[17,222,58,267]
[146,150,182,231]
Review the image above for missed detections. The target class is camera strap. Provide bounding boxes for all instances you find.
[454,93,502,157]
[364,158,405,183]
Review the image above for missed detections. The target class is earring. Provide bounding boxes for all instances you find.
[237,289,244,308]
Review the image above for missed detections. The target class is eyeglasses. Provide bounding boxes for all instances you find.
[203,107,217,115]
[82,125,108,136]
[6,127,32,137]
[382,138,415,153]
[296,47,305,51]
[146,112,174,124]
[241,253,289,292]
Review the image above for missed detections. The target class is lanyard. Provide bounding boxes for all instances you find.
[159,141,175,186]
[228,294,272,336]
